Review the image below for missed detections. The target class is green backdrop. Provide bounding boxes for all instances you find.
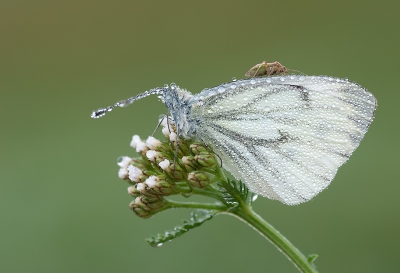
[1,1,399,272]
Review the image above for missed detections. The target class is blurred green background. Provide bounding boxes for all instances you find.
[1,0,399,272]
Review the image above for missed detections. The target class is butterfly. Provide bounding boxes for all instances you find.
[92,75,377,205]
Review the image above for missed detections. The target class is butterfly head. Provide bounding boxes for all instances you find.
[161,83,194,138]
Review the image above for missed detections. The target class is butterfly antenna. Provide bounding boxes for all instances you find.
[91,87,165,118]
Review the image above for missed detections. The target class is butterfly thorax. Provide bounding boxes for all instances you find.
[162,84,194,138]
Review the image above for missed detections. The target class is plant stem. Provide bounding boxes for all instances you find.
[229,206,318,273]
[191,187,225,201]
[166,200,227,211]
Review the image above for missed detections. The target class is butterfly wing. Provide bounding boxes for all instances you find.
[189,76,377,205]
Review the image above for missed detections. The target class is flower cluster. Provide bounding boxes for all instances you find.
[117,117,218,218]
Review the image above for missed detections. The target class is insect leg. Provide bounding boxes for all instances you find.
[151,116,166,137]
[173,123,181,167]
[197,135,223,168]
[252,61,266,78]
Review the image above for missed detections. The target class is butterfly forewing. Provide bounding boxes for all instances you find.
[190,76,377,205]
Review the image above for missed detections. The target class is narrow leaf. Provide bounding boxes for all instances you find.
[308,253,318,264]
[218,179,257,206]
[146,210,216,247]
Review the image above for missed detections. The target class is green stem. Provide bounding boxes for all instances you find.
[191,187,225,201]
[166,200,227,211]
[229,206,318,273]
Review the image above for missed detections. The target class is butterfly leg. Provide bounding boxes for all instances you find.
[197,134,223,168]
[151,115,166,136]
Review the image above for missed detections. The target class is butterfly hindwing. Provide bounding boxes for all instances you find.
[190,76,377,205]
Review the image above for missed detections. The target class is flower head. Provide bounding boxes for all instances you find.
[169,132,178,142]
[117,156,132,168]
[136,142,148,153]
[130,135,142,148]
[130,135,148,153]
[118,132,218,218]
[162,127,171,137]
[118,167,129,179]
[128,165,143,182]
[117,156,132,179]
[145,175,159,188]
[195,152,217,167]
[158,159,170,170]
[146,136,162,150]
[146,150,158,161]
[127,186,140,196]
[188,171,211,188]
[182,156,197,172]
[136,182,146,192]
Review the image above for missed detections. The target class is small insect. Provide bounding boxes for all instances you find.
[245,61,293,78]
[92,75,377,205]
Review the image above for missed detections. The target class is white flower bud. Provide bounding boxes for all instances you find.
[158,159,170,170]
[162,127,171,137]
[136,142,147,153]
[146,150,158,161]
[118,167,128,179]
[130,135,142,148]
[182,156,190,165]
[128,165,143,182]
[127,186,138,196]
[146,136,162,150]
[169,132,177,142]
[117,156,132,168]
[145,175,159,188]
[134,196,143,205]
[136,183,146,192]
[159,117,167,128]
[160,116,174,128]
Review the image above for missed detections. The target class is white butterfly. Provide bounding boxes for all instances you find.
[92,75,377,205]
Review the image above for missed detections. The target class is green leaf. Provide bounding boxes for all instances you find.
[218,179,257,207]
[308,254,318,264]
[146,210,216,247]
